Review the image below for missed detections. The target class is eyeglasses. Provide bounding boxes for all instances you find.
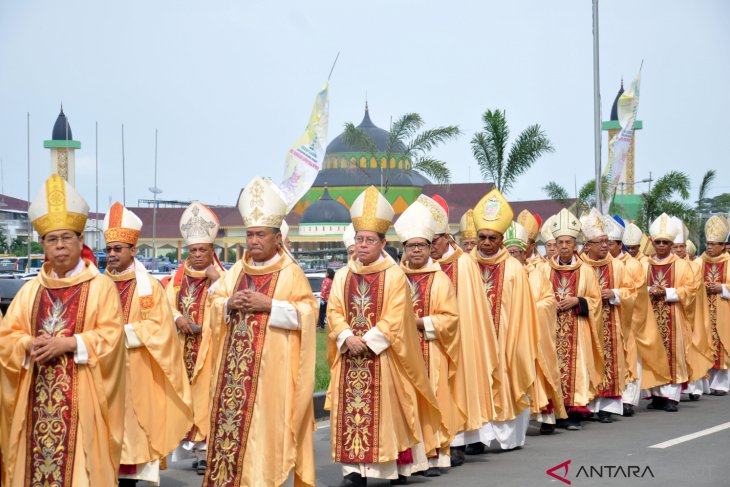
[654,240,672,246]
[44,234,77,246]
[104,245,133,254]
[355,236,381,246]
[404,242,430,250]
[478,234,500,242]
[588,239,609,246]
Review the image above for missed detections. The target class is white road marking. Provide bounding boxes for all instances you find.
[316,420,330,430]
[649,421,730,449]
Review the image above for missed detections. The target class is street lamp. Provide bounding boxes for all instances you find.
[149,186,162,259]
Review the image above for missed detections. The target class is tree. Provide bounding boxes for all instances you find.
[343,112,460,192]
[542,176,609,215]
[472,109,554,195]
[0,225,9,253]
[637,171,691,231]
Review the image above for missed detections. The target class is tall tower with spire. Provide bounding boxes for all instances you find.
[43,107,81,187]
[601,80,643,194]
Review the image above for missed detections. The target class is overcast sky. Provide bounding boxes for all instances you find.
[1,0,728,212]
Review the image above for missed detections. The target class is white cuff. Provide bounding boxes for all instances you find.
[608,289,620,305]
[22,352,30,369]
[268,299,300,330]
[207,278,220,295]
[124,324,143,349]
[665,288,679,303]
[74,335,89,364]
[423,316,437,341]
[362,327,390,355]
[224,299,231,323]
[336,329,354,353]
[721,284,730,300]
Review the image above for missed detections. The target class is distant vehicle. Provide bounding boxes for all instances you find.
[0,255,44,274]
[305,272,326,305]
[0,278,25,314]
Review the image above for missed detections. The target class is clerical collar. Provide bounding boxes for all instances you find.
[252,251,281,267]
[478,247,503,259]
[558,254,576,266]
[357,255,384,266]
[109,261,135,275]
[442,245,455,259]
[405,257,433,270]
[653,254,672,263]
[51,257,86,279]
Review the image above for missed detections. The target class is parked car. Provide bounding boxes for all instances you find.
[305,272,326,305]
[0,277,26,314]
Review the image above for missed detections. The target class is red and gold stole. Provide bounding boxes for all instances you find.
[592,262,621,397]
[406,272,435,376]
[115,277,138,323]
[205,270,279,487]
[26,281,91,487]
[176,272,211,381]
[334,270,386,464]
[477,260,505,338]
[704,259,726,368]
[550,266,581,407]
[649,261,675,380]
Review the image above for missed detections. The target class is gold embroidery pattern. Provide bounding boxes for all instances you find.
[705,262,724,368]
[650,264,675,380]
[552,270,579,406]
[479,262,505,338]
[26,282,89,487]
[178,276,210,381]
[335,271,384,464]
[407,273,435,377]
[204,271,278,487]
[594,264,620,396]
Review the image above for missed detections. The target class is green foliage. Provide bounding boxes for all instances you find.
[637,171,691,230]
[315,330,330,392]
[0,225,8,253]
[472,109,554,195]
[9,238,42,256]
[343,113,460,191]
[541,176,608,215]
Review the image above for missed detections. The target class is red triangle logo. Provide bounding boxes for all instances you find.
[546,459,572,485]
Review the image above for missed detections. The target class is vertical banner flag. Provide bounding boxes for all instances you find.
[280,82,330,212]
[603,67,641,209]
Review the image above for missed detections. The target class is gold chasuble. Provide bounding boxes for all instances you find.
[437,243,499,430]
[471,249,538,421]
[640,254,697,387]
[543,257,604,409]
[165,260,227,442]
[107,267,193,466]
[400,260,463,452]
[205,249,317,487]
[581,255,633,398]
[695,253,730,371]
[615,252,648,381]
[326,257,442,465]
[0,261,126,486]
[526,265,566,419]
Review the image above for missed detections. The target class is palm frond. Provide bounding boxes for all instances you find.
[387,113,423,154]
[648,171,691,202]
[503,124,554,194]
[697,169,716,204]
[542,181,571,207]
[412,157,451,185]
[343,122,380,157]
[471,131,500,188]
[406,126,461,157]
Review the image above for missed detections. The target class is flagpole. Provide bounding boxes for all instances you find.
[27,112,31,262]
[95,121,99,251]
[328,51,340,81]
[121,123,126,206]
[592,0,602,212]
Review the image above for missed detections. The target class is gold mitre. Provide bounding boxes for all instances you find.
[473,188,514,234]
[459,209,477,240]
[103,202,142,245]
[342,223,356,248]
[641,234,655,256]
[504,221,529,250]
[350,186,393,234]
[649,213,679,241]
[415,194,449,234]
[540,214,557,243]
[550,208,581,239]
[516,210,539,241]
[180,201,219,246]
[28,174,89,237]
[579,208,606,241]
[622,223,643,246]
[395,199,437,243]
[238,177,288,228]
[686,239,697,257]
[705,215,730,243]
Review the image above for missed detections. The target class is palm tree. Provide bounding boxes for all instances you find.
[343,112,460,192]
[471,109,554,195]
[637,171,691,231]
[542,176,609,215]
[692,169,716,248]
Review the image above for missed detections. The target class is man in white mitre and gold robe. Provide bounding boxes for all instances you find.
[166,201,226,475]
[458,209,478,253]
[395,197,462,476]
[103,202,192,486]
[327,186,442,486]
[205,177,317,486]
[0,175,126,485]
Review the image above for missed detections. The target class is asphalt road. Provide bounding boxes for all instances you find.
[158,393,730,486]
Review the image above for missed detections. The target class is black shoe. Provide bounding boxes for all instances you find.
[712,389,728,396]
[556,418,569,429]
[465,442,486,455]
[450,447,465,467]
[647,396,667,409]
[540,423,556,434]
[338,472,367,486]
[119,480,138,487]
[192,459,198,470]
[390,474,408,485]
[623,404,635,417]
[689,393,701,401]
[197,459,207,475]
[664,400,679,412]
[566,420,582,431]
[425,467,441,477]
[597,411,613,423]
